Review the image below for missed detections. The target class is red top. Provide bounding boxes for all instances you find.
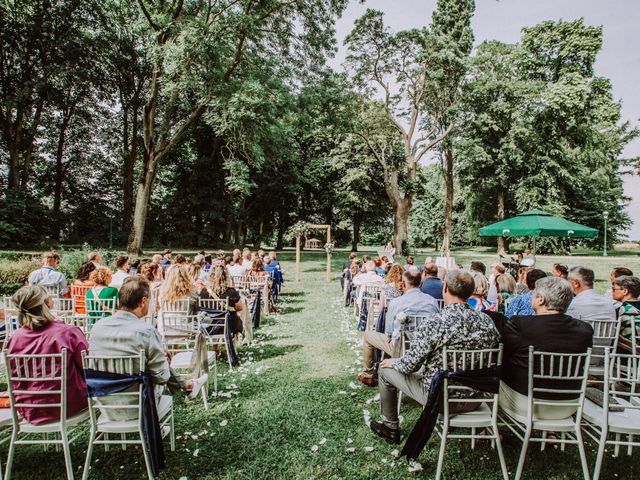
[7,320,89,425]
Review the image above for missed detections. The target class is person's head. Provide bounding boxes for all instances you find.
[269,251,278,260]
[152,254,163,265]
[374,257,382,268]
[244,250,252,261]
[612,276,640,303]
[552,263,569,279]
[206,265,229,298]
[161,266,193,304]
[443,270,475,302]
[567,266,594,294]
[364,260,375,273]
[12,286,55,329]
[217,249,225,258]
[491,262,506,277]
[423,262,438,278]
[193,254,205,266]
[406,256,414,265]
[516,252,523,261]
[469,270,489,297]
[264,255,272,265]
[363,255,372,263]
[257,249,264,258]
[349,252,358,261]
[532,277,574,315]
[89,267,113,287]
[76,261,96,282]
[119,276,151,318]
[140,262,161,282]
[525,269,547,291]
[233,248,241,260]
[402,269,422,292]
[174,254,186,265]
[224,255,233,265]
[252,258,265,273]
[186,263,202,283]
[524,247,532,255]
[88,251,103,265]
[381,256,389,265]
[42,250,60,267]
[611,267,634,282]
[495,273,517,294]
[386,264,405,290]
[115,255,129,272]
[387,240,394,248]
[163,249,172,259]
[470,261,487,276]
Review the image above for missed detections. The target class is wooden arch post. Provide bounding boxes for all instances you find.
[295,224,331,283]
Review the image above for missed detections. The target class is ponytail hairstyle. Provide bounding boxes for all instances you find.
[12,286,56,330]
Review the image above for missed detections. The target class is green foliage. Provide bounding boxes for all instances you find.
[0,258,38,295]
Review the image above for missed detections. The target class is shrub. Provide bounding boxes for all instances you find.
[0,258,39,295]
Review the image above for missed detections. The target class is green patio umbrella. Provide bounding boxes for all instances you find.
[479,210,598,239]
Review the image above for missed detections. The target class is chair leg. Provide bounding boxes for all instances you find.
[82,431,96,480]
[61,431,74,480]
[121,433,126,451]
[592,433,607,480]
[202,381,209,410]
[514,427,532,480]
[628,435,633,455]
[575,427,591,480]
[560,432,566,452]
[170,409,176,452]
[541,430,547,452]
[614,434,620,457]
[4,431,17,480]
[471,427,476,450]
[213,357,218,392]
[141,434,155,480]
[435,425,448,480]
[493,423,509,480]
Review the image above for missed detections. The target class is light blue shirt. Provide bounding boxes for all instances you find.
[385,288,440,340]
[566,289,616,321]
[28,266,69,295]
[505,291,533,318]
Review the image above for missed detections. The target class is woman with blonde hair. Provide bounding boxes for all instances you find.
[160,265,198,315]
[140,262,163,318]
[495,273,517,314]
[7,286,88,424]
[85,267,119,322]
[381,263,405,308]
[199,265,244,335]
[467,270,496,312]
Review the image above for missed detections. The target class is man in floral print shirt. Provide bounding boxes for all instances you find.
[369,270,500,444]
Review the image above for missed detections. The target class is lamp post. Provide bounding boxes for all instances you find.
[603,211,609,257]
[108,215,113,250]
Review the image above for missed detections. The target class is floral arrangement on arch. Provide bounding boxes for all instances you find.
[323,242,335,254]
[285,221,313,241]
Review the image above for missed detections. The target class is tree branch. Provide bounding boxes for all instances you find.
[137,0,160,31]
[415,123,453,162]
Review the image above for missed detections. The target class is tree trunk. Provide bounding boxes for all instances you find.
[127,151,158,255]
[352,215,361,252]
[394,197,412,256]
[122,103,139,229]
[496,186,507,255]
[441,148,454,256]
[276,211,286,250]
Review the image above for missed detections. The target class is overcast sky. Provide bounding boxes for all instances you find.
[329,0,640,240]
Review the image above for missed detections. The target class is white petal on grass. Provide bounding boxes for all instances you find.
[319,438,327,445]
[219,420,228,427]
[373,393,380,401]
[390,449,400,458]
[408,460,423,473]
[364,446,375,453]
[346,447,356,453]
[193,449,199,457]
[348,382,358,390]
[338,390,347,395]
[179,477,188,480]
[311,445,319,453]
[347,438,353,444]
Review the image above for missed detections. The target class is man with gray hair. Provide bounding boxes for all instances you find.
[369,270,499,444]
[566,266,615,321]
[88,251,103,269]
[500,277,593,420]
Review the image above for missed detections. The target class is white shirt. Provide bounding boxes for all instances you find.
[487,274,498,303]
[566,288,616,321]
[109,270,130,289]
[28,266,69,295]
[228,264,248,278]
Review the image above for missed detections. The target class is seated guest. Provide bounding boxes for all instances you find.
[374,258,385,277]
[523,247,536,265]
[264,256,277,274]
[405,256,415,268]
[257,249,265,260]
[129,259,141,276]
[505,268,547,318]
[515,266,530,294]
[160,266,198,315]
[173,254,187,266]
[72,262,96,314]
[89,277,208,421]
[487,262,506,303]
[8,286,88,424]
[495,273,517,314]
[228,252,248,278]
[470,261,487,276]
[369,271,499,443]
[86,268,119,321]
[467,271,496,312]
[109,255,130,289]
[162,249,172,266]
[214,249,225,265]
[199,265,244,335]
[608,267,634,303]
[88,251,104,269]
[140,262,163,318]
[566,266,616,321]
[612,276,640,351]
[420,262,443,301]
[381,264,405,308]
[152,254,163,267]
[353,261,385,288]
[552,263,569,279]
[269,251,280,269]
[500,277,593,419]
[241,250,253,271]
[247,258,268,281]
[28,250,69,295]
[343,252,358,272]
[357,269,437,386]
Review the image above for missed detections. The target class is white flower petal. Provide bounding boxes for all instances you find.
[193,449,199,457]
[311,445,319,452]
[347,438,353,444]
[408,460,423,473]
[219,420,228,427]
[319,438,327,445]
[364,446,374,452]
[346,447,356,453]
[390,449,400,458]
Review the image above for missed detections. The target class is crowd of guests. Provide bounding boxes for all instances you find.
[345,252,640,444]
[3,247,282,428]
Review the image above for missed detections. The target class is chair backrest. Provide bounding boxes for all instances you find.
[39,284,61,298]
[2,296,18,343]
[248,275,268,290]
[3,349,68,427]
[86,296,118,321]
[51,297,76,321]
[613,311,640,356]
[526,346,591,422]
[82,351,144,427]
[441,345,503,416]
[604,349,640,408]
[198,298,229,311]
[71,285,92,313]
[363,284,382,299]
[231,276,247,291]
[400,315,431,354]
[437,299,445,310]
[160,300,199,340]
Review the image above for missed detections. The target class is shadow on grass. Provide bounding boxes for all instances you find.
[239,344,302,364]
[278,305,304,315]
[279,291,306,298]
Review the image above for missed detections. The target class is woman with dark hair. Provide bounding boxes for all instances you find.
[552,263,569,279]
[8,286,88,424]
[247,258,268,281]
[72,262,96,314]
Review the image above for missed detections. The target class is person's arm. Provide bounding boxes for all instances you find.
[69,327,90,373]
[393,318,440,374]
[58,272,70,295]
[501,317,523,361]
[145,330,171,385]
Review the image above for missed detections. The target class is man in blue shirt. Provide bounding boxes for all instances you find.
[505,268,547,317]
[420,262,443,300]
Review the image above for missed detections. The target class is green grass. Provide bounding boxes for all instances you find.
[6,252,640,479]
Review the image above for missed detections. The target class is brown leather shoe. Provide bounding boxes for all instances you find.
[357,373,377,387]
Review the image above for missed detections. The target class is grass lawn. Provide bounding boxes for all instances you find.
[4,251,640,479]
